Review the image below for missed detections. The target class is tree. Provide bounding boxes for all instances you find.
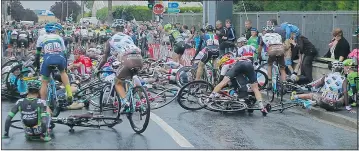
[50,0,81,21]
[107,1,113,23]
[84,0,94,10]
[9,1,38,22]
[10,1,25,21]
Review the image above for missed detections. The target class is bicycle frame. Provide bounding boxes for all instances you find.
[47,72,57,108]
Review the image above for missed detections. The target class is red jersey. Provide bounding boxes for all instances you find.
[73,55,92,74]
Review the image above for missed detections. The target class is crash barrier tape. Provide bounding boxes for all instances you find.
[148,43,196,66]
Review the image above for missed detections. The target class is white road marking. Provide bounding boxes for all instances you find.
[150,112,194,148]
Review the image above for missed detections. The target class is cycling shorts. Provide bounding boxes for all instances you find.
[173,41,186,55]
[267,44,285,68]
[313,93,343,111]
[41,53,67,78]
[225,60,257,84]
[116,53,143,79]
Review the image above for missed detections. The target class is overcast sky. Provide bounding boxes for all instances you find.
[21,1,84,11]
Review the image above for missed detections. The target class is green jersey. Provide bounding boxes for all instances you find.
[169,29,184,44]
[347,72,359,96]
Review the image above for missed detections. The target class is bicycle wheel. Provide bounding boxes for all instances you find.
[147,84,179,110]
[175,66,195,87]
[206,100,248,112]
[127,86,150,134]
[176,80,213,111]
[255,69,268,90]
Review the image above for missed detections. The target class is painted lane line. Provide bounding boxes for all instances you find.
[150,112,194,148]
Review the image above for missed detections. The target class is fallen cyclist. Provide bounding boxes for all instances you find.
[2,80,52,141]
[207,37,268,114]
[290,60,356,113]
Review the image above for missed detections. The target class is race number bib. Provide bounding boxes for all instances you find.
[43,42,63,54]
[322,91,339,101]
[24,125,42,135]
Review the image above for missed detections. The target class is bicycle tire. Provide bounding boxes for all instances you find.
[127,86,150,134]
[176,80,213,111]
[206,100,248,112]
[1,59,19,70]
[147,84,179,110]
[255,69,268,90]
[175,66,195,87]
[10,120,23,129]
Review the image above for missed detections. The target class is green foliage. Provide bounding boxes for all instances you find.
[234,0,357,12]
[96,6,203,21]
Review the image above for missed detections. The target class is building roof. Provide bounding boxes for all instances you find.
[33,10,55,16]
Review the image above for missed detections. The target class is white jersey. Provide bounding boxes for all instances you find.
[36,33,66,54]
[109,32,137,55]
[236,45,256,57]
[39,28,47,37]
[262,33,282,46]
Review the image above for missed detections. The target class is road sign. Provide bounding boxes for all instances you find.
[153,4,165,15]
[168,2,179,8]
[167,8,180,14]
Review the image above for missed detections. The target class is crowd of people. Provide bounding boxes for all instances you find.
[1,17,358,141]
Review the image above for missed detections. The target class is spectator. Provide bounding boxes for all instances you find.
[244,20,253,40]
[247,28,260,50]
[190,26,196,35]
[291,34,317,84]
[175,23,182,33]
[324,28,351,61]
[215,20,227,56]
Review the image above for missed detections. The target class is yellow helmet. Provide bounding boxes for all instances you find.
[218,55,231,67]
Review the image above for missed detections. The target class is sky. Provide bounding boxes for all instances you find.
[21,1,84,10]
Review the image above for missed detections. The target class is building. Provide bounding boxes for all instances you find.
[33,10,58,23]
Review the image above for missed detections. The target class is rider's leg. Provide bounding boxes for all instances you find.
[195,61,205,80]
[40,112,51,141]
[278,56,287,81]
[59,70,72,101]
[212,76,231,94]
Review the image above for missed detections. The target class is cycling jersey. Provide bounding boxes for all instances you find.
[321,72,345,100]
[280,23,300,40]
[9,98,47,131]
[73,55,92,74]
[236,45,256,59]
[346,72,359,96]
[247,36,259,49]
[18,31,29,40]
[109,32,136,55]
[262,33,282,46]
[169,29,184,44]
[11,30,18,39]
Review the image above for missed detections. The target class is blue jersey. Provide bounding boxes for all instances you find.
[280,23,300,40]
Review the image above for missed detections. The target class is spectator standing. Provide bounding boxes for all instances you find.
[223,19,236,53]
[244,20,253,40]
[247,28,260,59]
[324,28,350,62]
[291,35,317,84]
[215,20,228,56]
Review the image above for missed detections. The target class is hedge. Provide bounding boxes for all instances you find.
[96,6,203,21]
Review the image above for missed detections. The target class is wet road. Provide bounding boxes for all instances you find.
[1,99,358,149]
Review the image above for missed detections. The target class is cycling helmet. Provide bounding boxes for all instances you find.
[205,25,214,32]
[164,24,172,32]
[343,59,356,67]
[218,55,231,67]
[73,47,85,55]
[27,80,41,92]
[237,37,247,43]
[45,23,62,33]
[329,61,343,72]
[354,27,359,36]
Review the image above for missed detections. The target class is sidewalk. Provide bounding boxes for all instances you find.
[266,92,358,130]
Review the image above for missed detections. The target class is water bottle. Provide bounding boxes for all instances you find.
[229,89,236,96]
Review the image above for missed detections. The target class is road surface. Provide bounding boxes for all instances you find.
[1,98,357,150]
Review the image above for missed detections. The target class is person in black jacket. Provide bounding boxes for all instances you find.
[215,20,227,56]
[324,28,350,62]
[244,20,253,40]
[290,34,317,84]
[224,19,236,53]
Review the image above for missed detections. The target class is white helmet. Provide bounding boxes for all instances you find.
[237,37,247,43]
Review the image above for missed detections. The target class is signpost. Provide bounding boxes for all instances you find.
[153,3,165,15]
[168,2,180,14]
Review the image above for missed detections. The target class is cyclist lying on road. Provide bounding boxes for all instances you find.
[2,80,52,141]
[290,60,356,113]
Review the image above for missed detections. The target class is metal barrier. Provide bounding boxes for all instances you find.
[163,11,358,56]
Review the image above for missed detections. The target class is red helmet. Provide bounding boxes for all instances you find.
[73,47,85,55]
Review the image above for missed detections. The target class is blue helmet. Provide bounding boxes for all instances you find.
[45,23,62,33]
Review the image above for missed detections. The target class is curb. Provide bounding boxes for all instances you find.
[261,92,358,129]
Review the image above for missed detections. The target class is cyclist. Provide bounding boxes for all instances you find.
[97,20,143,113]
[343,59,358,108]
[17,25,30,50]
[260,25,287,90]
[2,80,52,141]
[80,26,89,47]
[35,23,73,104]
[207,36,267,114]
[195,25,220,80]
[280,22,300,41]
[69,48,93,76]
[164,24,186,64]
[63,26,74,50]
[290,61,355,113]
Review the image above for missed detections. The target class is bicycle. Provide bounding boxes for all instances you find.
[177,72,269,116]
